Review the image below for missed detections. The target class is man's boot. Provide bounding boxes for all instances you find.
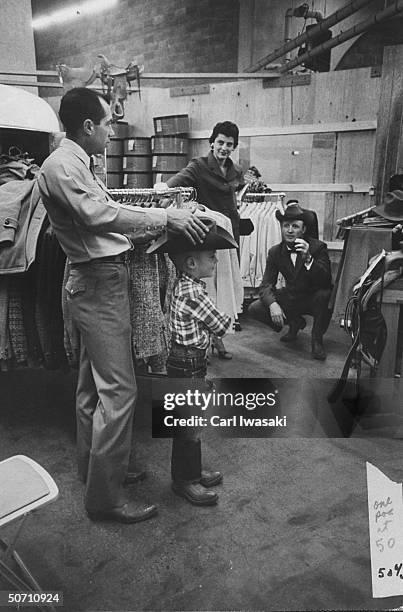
[311,336,326,360]
[280,316,306,343]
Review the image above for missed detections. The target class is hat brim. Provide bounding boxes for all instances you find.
[146,225,238,254]
[372,204,403,222]
[275,209,306,223]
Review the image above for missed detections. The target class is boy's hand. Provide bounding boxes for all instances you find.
[166,209,209,245]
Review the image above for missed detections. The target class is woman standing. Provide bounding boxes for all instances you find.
[164,121,244,358]
[167,121,243,244]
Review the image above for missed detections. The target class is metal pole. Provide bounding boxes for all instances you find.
[280,0,403,73]
[246,0,375,72]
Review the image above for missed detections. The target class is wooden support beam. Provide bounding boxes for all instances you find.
[0,80,61,88]
[189,121,377,139]
[141,72,279,79]
[0,70,279,80]
[0,70,59,77]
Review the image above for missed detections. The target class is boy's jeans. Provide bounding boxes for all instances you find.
[167,342,207,484]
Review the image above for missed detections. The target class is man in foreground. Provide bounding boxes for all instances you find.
[38,87,209,523]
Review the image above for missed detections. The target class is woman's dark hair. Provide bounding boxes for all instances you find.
[209,121,239,148]
[59,87,110,135]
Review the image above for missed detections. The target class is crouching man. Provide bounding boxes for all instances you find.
[248,203,332,360]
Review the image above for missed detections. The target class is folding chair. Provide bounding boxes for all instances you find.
[0,455,59,610]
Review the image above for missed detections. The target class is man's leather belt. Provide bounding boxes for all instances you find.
[72,251,130,266]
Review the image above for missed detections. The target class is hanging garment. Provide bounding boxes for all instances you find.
[128,248,169,360]
[62,261,80,368]
[0,276,11,363]
[0,180,47,274]
[201,208,243,328]
[20,263,43,367]
[35,224,68,369]
[7,275,28,364]
[0,151,40,186]
[239,196,283,288]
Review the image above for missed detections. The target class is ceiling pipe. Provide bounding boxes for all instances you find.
[284,4,324,62]
[245,0,375,72]
[304,10,324,21]
[279,0,403,73]
[284,8,296,62]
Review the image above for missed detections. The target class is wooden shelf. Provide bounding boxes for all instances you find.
[190,121,377,140]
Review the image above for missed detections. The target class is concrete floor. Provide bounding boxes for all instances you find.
[209,315,349,378]
[1,316,403,612]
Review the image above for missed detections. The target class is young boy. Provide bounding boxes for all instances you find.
[147,220,236,505]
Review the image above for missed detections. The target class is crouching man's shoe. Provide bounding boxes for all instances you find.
[87,502,158,523]
[124,470,147,486]
[200,470,223,487]
[172,482,218,506]
[280,317,306,343]
[311,339,326,361]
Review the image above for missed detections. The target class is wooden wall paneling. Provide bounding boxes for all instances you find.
[312,68,379,124]
[248,134,313,184]
[310,132,336,240]
[310,132,336,183]
[330,193,371,239]
[323,193,337,242]
[290,81,315,125]
[125,68,379,137]
[373,45,403,204]
[238,136,251,171]
[312,71,346,124]
[338,68,381,122]
[230,82,291,127]
[335,131,376,184]
[303,192,327,240]
[127,80,293,136]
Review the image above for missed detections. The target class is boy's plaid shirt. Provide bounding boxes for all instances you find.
[169,272,231,349]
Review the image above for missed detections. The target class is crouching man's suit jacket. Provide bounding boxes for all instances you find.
[259,236,332,308]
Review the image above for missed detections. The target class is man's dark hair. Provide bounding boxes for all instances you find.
[59,87,110,135]
[209,121,239,148]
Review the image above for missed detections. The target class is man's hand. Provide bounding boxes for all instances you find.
[269,302,285,328]
[166,208,209,245]
[294,238,311,262]
[154,181,169,193]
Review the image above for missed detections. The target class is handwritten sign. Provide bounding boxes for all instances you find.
[367,462,403,598]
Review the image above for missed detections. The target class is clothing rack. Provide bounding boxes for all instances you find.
[239,192,284,290]
[108,187,197,208]
[335,206,392,239]
[241,191,286,204]
[336,206,376,225]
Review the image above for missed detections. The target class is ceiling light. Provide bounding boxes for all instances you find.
[32,0,119,29]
